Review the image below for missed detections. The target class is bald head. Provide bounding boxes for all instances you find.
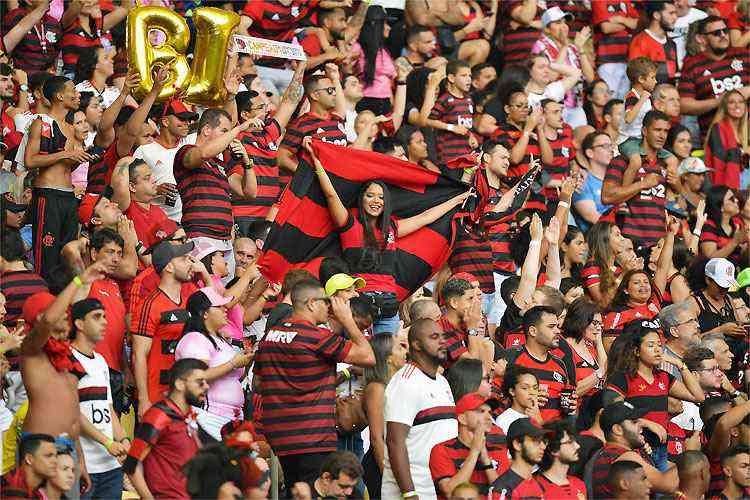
[409,299,441,323]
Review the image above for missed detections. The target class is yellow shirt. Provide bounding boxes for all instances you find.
[2,401,28,475]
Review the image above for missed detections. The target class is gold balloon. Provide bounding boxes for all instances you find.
[185,7,240,107]
[126,6,191,102]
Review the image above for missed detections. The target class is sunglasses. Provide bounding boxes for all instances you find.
[314,86,336,96]
[703,27,728,37]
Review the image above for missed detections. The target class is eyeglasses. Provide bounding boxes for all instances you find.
[696,366,722,373]
[314,86,336,96]
[675,318,699,328]
[592,143,613,150]
[703,27,728,37]
[168,236,188,244]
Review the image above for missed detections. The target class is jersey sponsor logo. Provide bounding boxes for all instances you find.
[731,59,744,72]
[562,146,570,158]
[710,75,743,96]
[291,6,300,17]
[265,330,298,343]
[89,406,111,425]
[457,116,473,128]
[272,13,280,20]
[553,371,564,383]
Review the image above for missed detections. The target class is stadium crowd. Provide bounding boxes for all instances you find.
[0,0,749,498]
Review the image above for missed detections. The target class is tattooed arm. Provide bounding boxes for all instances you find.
[343,0,370,43]
[275,61,306,130]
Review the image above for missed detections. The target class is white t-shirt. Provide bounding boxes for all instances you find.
[527,81,567,109]
[12,112,41,169]
[72,348,121,474]
[381,363,457,500]
[670,8,708,70]
[618,88,652,144]
[132,133,196,222]
[495,407,526,434]
[74,81,121,109]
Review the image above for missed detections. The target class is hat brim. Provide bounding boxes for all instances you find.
[3,203,27,213]
[174,111,198,121]
[209,294,232,307]
[170,241,196,261]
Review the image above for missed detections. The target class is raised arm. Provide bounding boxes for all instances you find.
[325,63,347,118]
[544,217,562,289]
[654,220,677,295]
[396,191,470,238]
[274,61,306,130]
[513,213,544,309]
[331,297,376,367]
[3,1,48,54]
[116,67,168,157]
[307,138,349,228]
[95,72,139,148]
[181,120,253,169]
[109,156,134,211]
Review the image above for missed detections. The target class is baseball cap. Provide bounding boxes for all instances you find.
[541,6,572,27]
[151,240,195,274]
[324,273,366,297]
[22,292,56,327]
[706,258,739,289]
[77,186,113,228]
[600,401,648,434]
[163,99,198,121]
[506,417,551,445]
[677,157,712,176]
[190,239,228,261]
[1,192,27,213]
[198,286,232,307]
[736,268,750,289]
[455,393,500,416]
[71,298,104,321]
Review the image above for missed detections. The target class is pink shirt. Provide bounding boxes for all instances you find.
[175,332,244,418]
[353,42,396,99]
[205,275,244,342]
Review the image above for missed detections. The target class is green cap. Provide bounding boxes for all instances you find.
[736,268,750,290]
[324,273,366,297]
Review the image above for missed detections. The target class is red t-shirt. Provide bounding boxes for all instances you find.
[606,368,676,430]
[429,436,509,499]
[125,201,169,249]
[88,279,126,372]
[511,474,587,500]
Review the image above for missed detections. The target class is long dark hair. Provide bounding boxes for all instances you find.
[607,327,655,379]
[355,180,393,270]
[562,298,600,341]
[609,269,652,309]
[666,124,691,158]
[183,291,224,349]
[445,358,484,401]
[406,67,435,109]
[561,225,585,280]
[583,79,607,126]
[359,6,388,86]
[706,185,732,222]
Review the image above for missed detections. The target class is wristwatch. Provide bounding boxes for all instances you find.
[19,84,28,93]
[467,328,480,337]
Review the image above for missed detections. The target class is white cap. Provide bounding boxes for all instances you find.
[705,258,739,289]
[678,157,712,176]
[541,6,572,28]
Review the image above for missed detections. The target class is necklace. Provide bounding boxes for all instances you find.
[33,23,47,54]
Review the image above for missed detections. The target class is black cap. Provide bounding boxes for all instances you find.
[151,240,194,274]
[1,192,27,213]
[71,298,104,321]
[507,417,552,445]
[600,401,648,435]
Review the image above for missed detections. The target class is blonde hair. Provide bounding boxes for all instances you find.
[704,90,749,151]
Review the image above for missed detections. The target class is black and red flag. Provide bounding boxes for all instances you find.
[705,118,747,191]
[258,141,469,300]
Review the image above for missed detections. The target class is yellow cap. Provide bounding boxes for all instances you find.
[324,273,366,297]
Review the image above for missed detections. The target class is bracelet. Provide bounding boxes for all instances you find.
[104,438,114,451]
[692,229,701,236]
[396,80,406,85]
[558,201,569,209]
[447,124,456,132]
[73,276,84,288]
[402,491,417,499]
[315,166,325,175]
[477,463,493,471]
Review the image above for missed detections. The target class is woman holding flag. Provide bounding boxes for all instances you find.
[304,138,471,334]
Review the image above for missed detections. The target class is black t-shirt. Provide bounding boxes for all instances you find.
[568,433,604,478]
[264,303,293,333]
[496,299,523,339]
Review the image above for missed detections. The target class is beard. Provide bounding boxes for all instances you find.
[186,390,205,407]
[521,446,542,465]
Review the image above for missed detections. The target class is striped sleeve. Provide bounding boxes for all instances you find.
[122,405,173,473]
[130,293,158,338]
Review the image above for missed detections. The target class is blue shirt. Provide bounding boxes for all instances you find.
[573,171,612,231]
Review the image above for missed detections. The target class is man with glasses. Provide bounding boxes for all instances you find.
[278,64,348,189]
[123,358,208,500]
[228,62,306,234]
[254,279,374,488]
[679,15,750,138]
[492,418,550,498]
[511,421,586,499]
[659,302,701,381]
[574,131,615,230]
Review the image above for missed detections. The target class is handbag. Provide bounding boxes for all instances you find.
[335,378,367,434]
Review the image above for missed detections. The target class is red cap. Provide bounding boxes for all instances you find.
[455,392,498,416]
[77,193,102,228]
[164,99,198,120]
[147,218,179,246]
[450,272,477,284]
[22,292,56,327]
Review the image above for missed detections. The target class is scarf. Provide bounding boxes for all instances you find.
[44,338,86,379]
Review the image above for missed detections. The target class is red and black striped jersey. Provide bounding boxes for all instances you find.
[604,155,667,248]
[280,111,347,187]
[511,473,587,500]
[174,145,234,240]
[628,30,678,84]
[705,118,748,190]
[61,16,112,76]
[86,142,119,196]
[591,444,631,498]
[550,0,592,35]
[606,368,676,430]
[2,9,62,73]
[494,123,546,212]
[227,119,284,221]
[701,217,745,266]
[505,346,571,421]
[438,315,469,370]
[254,319,351,457]
[502,0,541,65]
[593,0,639,64]
[122,399,199,498]
[448,227,495,295]
[603,295,661,338]
[130,286,194,403]
[542,125,575,202]
[552,338,599,395]
[242,0,318,42]
[339,211,398,294]
[429,436,509,499]
[0,467,43,500]
[0,270,48,326]
[430,91,474,165]
[679,48,750,135]
[483,183,517,275]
